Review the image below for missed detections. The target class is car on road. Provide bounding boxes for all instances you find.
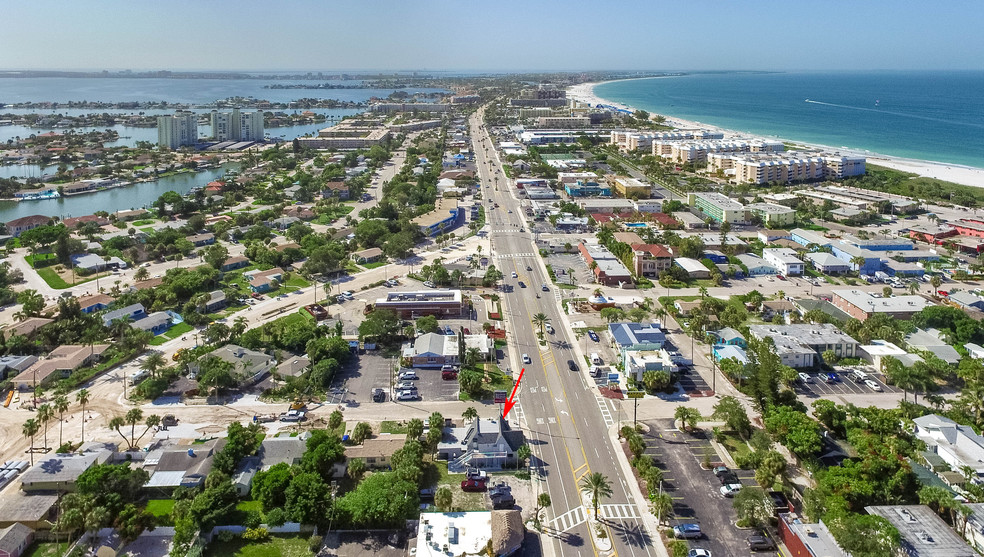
[396,390,419,401]
[511,271,518,278]
[461,479,487,492]
[545,323,554,334]
[720,483,742,497]
[688,550,712,557]
[522,353,532,364]
[865,379,884,392]
[588,330,599,342]
[280,410,306,422]
[567,360,578,372]
[541,284,549,291]
[518,281,526,288]
[423,281,435,288]
[746,534,776,551]
[398,371,418,381]
[372,388,385,402]
[672,523,702,539]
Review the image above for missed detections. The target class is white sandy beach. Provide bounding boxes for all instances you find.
[568,81,984,189]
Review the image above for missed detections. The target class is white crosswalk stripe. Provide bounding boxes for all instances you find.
[596,396,615,428]
[600,504,642,520]
[548,506,587,532]
[493,253,536,258]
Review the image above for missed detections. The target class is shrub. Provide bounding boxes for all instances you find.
[308,534,323,552]
[242,527,268,541]
[242,510,263,529]
[667,540,689,557]
[216,530,237,543]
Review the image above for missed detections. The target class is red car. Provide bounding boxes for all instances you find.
[461,479,487,492]
[463,328,471,335]
[776,274,785,280]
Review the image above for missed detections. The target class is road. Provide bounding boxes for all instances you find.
[470,106,661,557]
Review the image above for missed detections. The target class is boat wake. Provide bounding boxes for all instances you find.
[804,99,984,129]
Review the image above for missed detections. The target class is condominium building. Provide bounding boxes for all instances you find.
[157,111,198,149]
[210,108,264,142]
[536,116,590,128]
[763,248,804,276]
[610,130,722,152]
[369,103,450,113]
[654,140,784,163]
[748,324,859,368]
[746,202,796,226]
[606,176,651,199]
[296,118,392,149]
[687,192,748,224]
[821,155,866,178]
[708,152,825,184]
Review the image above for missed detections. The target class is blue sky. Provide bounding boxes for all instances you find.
[2,0,982,72]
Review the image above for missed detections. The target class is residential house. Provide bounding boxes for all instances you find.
[760,300,796,321]
[0,523,33,557]
[233,435,308,495]
[5,215,49,237]
[269,217,299,231]
[904,328,962,365]
[283,205,316,220]
[963,503,984,553]
[673,300,702,317]
[777,513,850,557]
[246,267,284,293]
[712,344,750,366]
[630,244,673,278]
[322,181,350,200]
[221,256,250,271]
[965,343,984,360]
[804,252,851,275]
[913,414,984,478]
[403,333,460,368]
[275,355,309,378]
[62,214,109,229]
[710,327,746,347]
[102,303,146,326]
[673,257,710,279]
[144,439,226,491]
[351,247,384,265]
[71,253,127,272]
[0,356,38,381]
[861,340,924,370]
[344,434,408,471]
[186,233,215,247]
[737,253,777,276]
[20,444,113,492]
[10,344,110,390]
[748,324,859,368]
[200,290,226,313]
[758,230,792,244]
[3,318,53,339]
[414,510,524,557]
[437,418,524,471]
[204,344,276,385]
[129,312,173,336]
[76,293,115,314]
[0,492,58,531]
[948,291,984,312]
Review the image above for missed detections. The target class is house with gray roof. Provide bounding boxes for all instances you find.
[748,324,858,368]
[0,492,58,531]
[437,418,524,472]
[0,522,33,557]
[20,446,113,492]
[948,291,984,312]
[905,328,962,365]
[204,344,276,385]
[403,333,460,368]
[102,303,147,326]
[143,439,226,491]
[608,322,666,352]
[71,253,127,272]
[804,251,852,275]
[913,414,984,477]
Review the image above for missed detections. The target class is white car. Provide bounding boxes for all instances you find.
[720,483,742,498]
[522,353,531,364]
[511,271,518,278]
[396,381,417,391]
[865,379,884,392]
[688,550,712,557]
[398,371,418,381]
[798,372,813,383]
[545,323,554,334]
[396,390,419,401]
[423,281,435,288]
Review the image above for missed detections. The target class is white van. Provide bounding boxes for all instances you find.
[590,353,602,365]
[852,369,869,383]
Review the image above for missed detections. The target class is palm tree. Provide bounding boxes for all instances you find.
[532,313,548,336]
[76,389,90,443]
[143,351,166,379]
[462,407,479,423]
[53,395,70,449]
[850,256,866,273]
[37,403,54,451]
[580,472,613,518]
[23,418,39,466]
[930,275,943,292]
[698,286,708,299]
[908,280,920,295]
[650,492,673,526]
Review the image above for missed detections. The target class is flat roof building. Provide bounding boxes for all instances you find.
[865,505,976,557]
[707,151,825,184]
[687,192,748,224]
[746,203,796,227]
[374,290,465,318]
[748,324,859,368]
[777,513,850,557]
[157,112,198,149]
[763,248,805,276]
[832,289,933,321]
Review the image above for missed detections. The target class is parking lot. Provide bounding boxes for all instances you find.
[544,252,594,287]
[793,367,900,398]
[327,352,395,405]
[641,419,774,557]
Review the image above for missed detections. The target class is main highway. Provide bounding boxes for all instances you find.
[469,106,660,557]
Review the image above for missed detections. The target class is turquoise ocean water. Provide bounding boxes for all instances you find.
[593,71,984,169]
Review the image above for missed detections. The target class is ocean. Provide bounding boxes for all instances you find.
[593,71,984,169]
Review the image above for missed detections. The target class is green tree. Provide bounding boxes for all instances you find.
[53,394,70,449]
[335,472,419,528]
[674,407,701,432]
[462,407,479,423]
[650,492,673,525]
[733,486,771,527]
[76,388,90,443]
[351,422,372,445]
[22,418,39,466]
[415,315,440,334]
[600,307,627,323]
[712,396,751,438]
[251,463,292,511]
[532,312,549,335]
[579,472,613,517]
[435,487,454,512]
[427,412,444,449]
[821,349,839,366]
[642,369,671,392]
[755,451,788,489]
[37,403,53,451]
[115,503,156,544]
[533,492,552,530]
[285,472,332,526]
[17,289,44,317]
[407,418,424,440]
[347,458,366,481]
[764,406,821,457]
[517,444,532,468]
[328,409,344,430]
[202,243,229,270]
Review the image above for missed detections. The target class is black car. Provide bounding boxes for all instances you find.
[719,472,739,485]
[372,388,385,402]
[526,265,532,271]
[518,281,526,288]
[747,534,776,551]
[567,360,578,372]
[492,494,515,509]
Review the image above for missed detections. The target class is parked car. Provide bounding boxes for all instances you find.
[588,330,599,342]
[460,479,487,492]
[688,550,712,557]
[398,371,418,381]
[718,472,739,485]
[466,469,488,481]
[488,482,510,497]
[672,523,702,539]
[492,495,516,509]
[397,390,419,401]
[865,379,884,392]
[522,353,532,364]
[423,281,435,288]
[747,534,776,551]
[511,271,518,278]
[396,381,417,391]
[442,370,458,380]
[280,410,306,422]
[712,466,730,478]
[825,372,840,383]
[720,483,742,497]
[798,372,813,383]
[372,388,385,402]
[567,360,578,372]
[444,326,454,336]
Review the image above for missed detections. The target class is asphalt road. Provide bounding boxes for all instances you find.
[470,108,659,557]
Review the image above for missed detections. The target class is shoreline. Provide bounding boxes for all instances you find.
[568,80,984,189]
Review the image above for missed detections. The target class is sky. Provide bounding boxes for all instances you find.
[2,0,983,72]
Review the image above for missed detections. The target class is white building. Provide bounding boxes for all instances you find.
[211,108,264,141]
[415,511,524,557]
[748,324,859,368]
[763,248,804,276]
[157,112,198,149]
[913,414,984,478]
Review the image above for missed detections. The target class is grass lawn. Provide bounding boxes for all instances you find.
[164,322,194,339]
[422,461,485,512]
[716,432,753,467]
[131,219,155,226]
[149,336,167,346]
[25,253,57,267]
[204,534,313,557]
[36,266,72,289]
[344,260,362,274]
[24,542,69,557]
[380,420,409,434]
[361,260,387,269]
[458,363,512,401]
[146,499,175,523]
[235,499,264,514]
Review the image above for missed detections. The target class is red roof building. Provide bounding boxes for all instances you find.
[630,244,674,278]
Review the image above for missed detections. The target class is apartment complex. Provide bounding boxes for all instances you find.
[210,108,264,142]
[157,111,198,148]
[297,118,392,149]
[746,202,796,226]
[610,129,723,152]
[536,116,590,128]
[369,103,450,113]
[606,176,651,199]
[821,155,866,178]
[687,192,748,224]
[653,139,784,162]
[832,289,933,321]
[748,324,859,368]
[411,198,459,236]
[796,184,915,212]
[707,152,825,184]
[763,248,804,276]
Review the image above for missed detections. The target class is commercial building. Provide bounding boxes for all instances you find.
[736,253,777,275]
[517,129,609,145]
[536,116,590,128]
[865,505,976,557]
[606,176,651,199]
[861,340,923,370]
[578,244,632,286]
[746,203,796,227]
[415,511,524,557]
[748,324,859,368]
[412,198,459,236]
[157,111,198,149]
[210,108,264,142]
[577,198,635,214]
[374,290,465,318]
[564,180,611,197]
[763,248,804,276]
[630,244,673,278]
[608,322,666,353]
[403,333,460,368]
[687,192,748,224]
[777,513,850,557]
[832,289,933,321]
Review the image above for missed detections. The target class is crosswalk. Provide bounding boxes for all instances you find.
[596,396,615,428]
[493,252,536,258]
[548,506,587,532]
[600,504,643,520]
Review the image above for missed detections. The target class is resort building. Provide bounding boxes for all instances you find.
[832,289,933,321]
[157,111,198,149]
[369,103,450,113]
[610,130,723,152]
[763,248,805,276]
[536,116,590,128]
[297,118,392,149]
[707,152,825,184]
[746,203,796,227]
[687,192,748,224]
[653,139,784,163]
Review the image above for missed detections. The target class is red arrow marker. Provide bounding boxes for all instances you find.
[502,368,525,419]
